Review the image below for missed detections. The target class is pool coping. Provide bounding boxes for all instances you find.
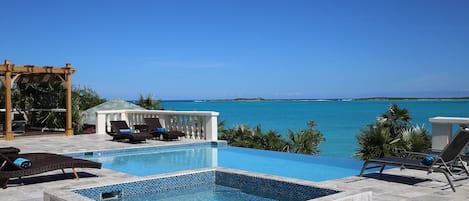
[44,167,371,201]
[65,141,225,157]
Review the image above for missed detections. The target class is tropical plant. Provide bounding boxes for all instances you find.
[220,124,286,150]
[400,125,431,152]
[13,82,66,130]
[71,94,84,133]
[218,119,227,134]
[0,85,4,107]
[220,120,324,155]
[136,94,163,110]
[285,121,325,155]
[71,86,106,133]
[72,86,106,111]
[262,130,288,151]
[379,103,411,138]
[355,125,400,160]
[355,103,431,160]
[220,124,262,148]
[6,81,106,134]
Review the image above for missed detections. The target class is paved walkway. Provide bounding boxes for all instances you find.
[0,134,468,201]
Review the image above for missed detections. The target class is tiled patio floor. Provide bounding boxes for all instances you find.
[1,134,468,201]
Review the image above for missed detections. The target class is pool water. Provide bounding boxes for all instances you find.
[72,169,344,201]
[78,143,364,182]
[87,147,215,176]
[219,146,363,181]
[129,184,275,201]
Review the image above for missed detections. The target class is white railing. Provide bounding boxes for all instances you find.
[96,110,219,141]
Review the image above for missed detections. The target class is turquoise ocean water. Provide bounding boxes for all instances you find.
[163,100,469,158]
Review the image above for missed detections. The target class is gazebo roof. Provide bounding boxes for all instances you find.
[82,99,146,125]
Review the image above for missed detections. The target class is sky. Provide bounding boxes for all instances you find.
[1,0,469,100]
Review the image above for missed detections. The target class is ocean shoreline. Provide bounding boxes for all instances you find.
[162,100,469,158]
[159,97,469,103]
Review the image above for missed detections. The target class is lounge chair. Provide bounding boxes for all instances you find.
[107,121,153,143]
[144,118,185,140]
[0,148,101,188]
[416,148,469,176]
[359,129,469,192]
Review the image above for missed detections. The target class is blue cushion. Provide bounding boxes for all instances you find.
[14,157,32,169]
[421,156,434,166]
[119,129,135,134]
[151,127,167,132]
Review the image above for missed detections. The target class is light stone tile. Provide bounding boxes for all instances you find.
[1,134,469,201]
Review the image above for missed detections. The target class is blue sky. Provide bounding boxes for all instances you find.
[1,0,468,100]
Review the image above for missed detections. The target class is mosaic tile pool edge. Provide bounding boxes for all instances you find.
[73,170,340,201]
[73,170,215,200]
[45,168,372,201]
[216,171,340,200]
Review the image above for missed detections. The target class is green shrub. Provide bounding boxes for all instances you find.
[355,103,431,160]
[220,120,325,155]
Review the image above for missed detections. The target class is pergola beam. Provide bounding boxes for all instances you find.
[0,59,76,140]
[0,64,75,74]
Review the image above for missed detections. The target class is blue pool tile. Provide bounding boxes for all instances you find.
[73,169,339,201]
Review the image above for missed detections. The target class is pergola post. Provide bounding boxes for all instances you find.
[3,60,14,140]
[65,63,73,136]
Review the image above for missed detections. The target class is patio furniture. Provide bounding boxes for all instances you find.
[12,113,26,134]
[0,147,20,160]
[107,121,153,143]
[0,149,102,189]
[359,129,469,192]
[416,149,469,176]
[144,118,185,140]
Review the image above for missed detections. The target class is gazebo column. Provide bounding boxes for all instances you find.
[3,60,14,140]
[65,63,73,136]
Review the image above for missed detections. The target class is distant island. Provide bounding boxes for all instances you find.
[190,97,469,102]
[233,97,265,101]
[207,97,266,102]
[353,97,469,101]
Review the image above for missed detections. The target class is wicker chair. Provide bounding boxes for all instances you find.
[144,118,185,140]
[107,121,153,143]
[0,148,101,189]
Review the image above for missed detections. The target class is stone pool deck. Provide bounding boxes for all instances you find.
[1,134,469,201]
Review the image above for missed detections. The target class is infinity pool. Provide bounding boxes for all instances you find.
[73,142,363,182]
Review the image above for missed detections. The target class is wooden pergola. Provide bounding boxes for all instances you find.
[0,59,75,140]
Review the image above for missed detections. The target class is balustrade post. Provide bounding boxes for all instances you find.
[96,111,107,134]
[120,111,128,124]
[429,117,469,150]
[205,112,219,141]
